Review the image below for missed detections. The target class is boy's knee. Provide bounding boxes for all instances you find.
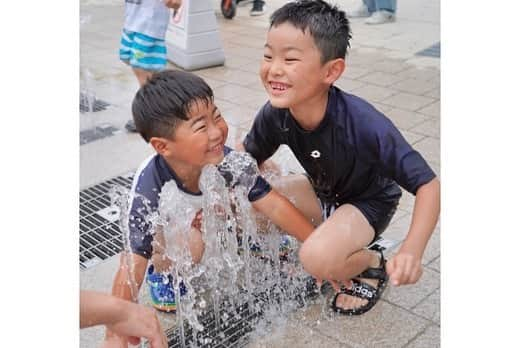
[299,238,335,279]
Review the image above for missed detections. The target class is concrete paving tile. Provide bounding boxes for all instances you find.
[80,132,153,189]
[225,124,249,149]
[344,66,372,80]
[385,107,431,130]
[214,98,237,112]
[381,92,436,112]
[213,84,266,105]
[349,84,399,103]
[198,67,260,86]
[383,213,413,242]
[409,118,440,138]
[225,45,265,60]
[404,56,440,70]
[382,268,440,310]
[397,190,415,213]
[395,67,439,82]
[413,137,440,165]
[299,300,430,348]
[358,71,407,87]
[246,322,345,348]
[194,75,228,90]
[423,87,440,99]
[221,104,259,128]
[334,77,367,93]
[421,228,440,266]
[370,59,410,74]
[370,101,393,113]
[417,101,440,118]
[392,78,440,96]
[223,54,258,70]
[399,130,426,146]
[427,256,440,273]
[406,325,440,348]
[412,289,440,324]
[246,94,271,111]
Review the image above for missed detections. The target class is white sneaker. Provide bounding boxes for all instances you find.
[365,10,395,24]
[347,3,370,18]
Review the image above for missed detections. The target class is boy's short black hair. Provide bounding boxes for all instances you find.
[132,70,213,142]
[270,0,352,63]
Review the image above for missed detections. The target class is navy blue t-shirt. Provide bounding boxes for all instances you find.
[128,146,272,259]
[243,86,436,205]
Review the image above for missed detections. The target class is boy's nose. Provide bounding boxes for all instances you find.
[207,123,222,140]
[269,60,283,76]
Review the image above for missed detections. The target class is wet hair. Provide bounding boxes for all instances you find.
[269,0,352,63]
[132,70,213,142]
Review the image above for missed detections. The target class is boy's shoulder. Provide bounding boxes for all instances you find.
[332,86,394,132]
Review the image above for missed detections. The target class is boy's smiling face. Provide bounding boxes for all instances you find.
[261,22,332,110]
[160,99,228,169]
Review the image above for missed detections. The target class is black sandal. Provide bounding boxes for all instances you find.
[331,250,388,316]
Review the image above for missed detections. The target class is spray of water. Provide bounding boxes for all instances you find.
[111,151,323,346]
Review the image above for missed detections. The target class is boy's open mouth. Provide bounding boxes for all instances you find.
[269,81,290,94]
[208,143,224,154]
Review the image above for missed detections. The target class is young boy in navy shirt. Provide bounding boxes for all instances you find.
[241,0,440,315]
[104,70,314,346]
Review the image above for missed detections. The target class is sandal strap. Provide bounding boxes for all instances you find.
[344,279,377,300]
[357,250,387,280]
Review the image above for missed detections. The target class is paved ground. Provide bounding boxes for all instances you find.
[80,0,440,347]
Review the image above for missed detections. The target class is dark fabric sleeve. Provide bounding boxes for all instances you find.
[128,194,154,259]
[353,106,436,195]
[242,103,284,165]
[127,166,162,259]
[247,176,273,202]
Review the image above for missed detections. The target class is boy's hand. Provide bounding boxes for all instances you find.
[164,0,182,10]
[386,251,423,286]
[102,301,167,348]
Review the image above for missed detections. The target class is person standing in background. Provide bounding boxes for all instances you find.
[120,0,182,132]
[348,0,396,25]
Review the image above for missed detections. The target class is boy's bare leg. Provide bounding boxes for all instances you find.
[132,67,154,86]
[299,204,382,311]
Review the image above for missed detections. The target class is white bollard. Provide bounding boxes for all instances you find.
[165,0,225,70]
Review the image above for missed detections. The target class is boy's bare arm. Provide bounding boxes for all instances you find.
[81,290,167,348]
[252,189,314,242]
[386,178,440,286]
[105,253,148,343]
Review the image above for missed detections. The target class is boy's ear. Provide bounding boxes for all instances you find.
[149,136,172,157]
[323,58,346,85]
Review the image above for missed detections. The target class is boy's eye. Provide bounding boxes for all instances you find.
[263,54,272,60]
[285,58,299,62]
[214,113,222,120]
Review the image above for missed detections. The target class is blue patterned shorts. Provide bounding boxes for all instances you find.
[119,29,167,71]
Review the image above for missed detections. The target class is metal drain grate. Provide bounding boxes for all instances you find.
[79,173,134,269]
[415,42,440,58]
[80,92,110,113]
[163,236,395,348]
[165,277,321,348]
[80,123,122,145]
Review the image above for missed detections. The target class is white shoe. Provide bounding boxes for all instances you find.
[365,10,395,24]
[347,3,370,18]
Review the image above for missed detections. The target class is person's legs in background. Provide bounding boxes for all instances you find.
[365,0,396,25]
[250,0,265,16]
[119,30,167,132]
[348,0,396,25]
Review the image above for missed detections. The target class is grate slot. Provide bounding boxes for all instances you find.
[79,174,135,269]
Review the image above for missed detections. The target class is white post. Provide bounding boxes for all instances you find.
[165,0,225,70]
